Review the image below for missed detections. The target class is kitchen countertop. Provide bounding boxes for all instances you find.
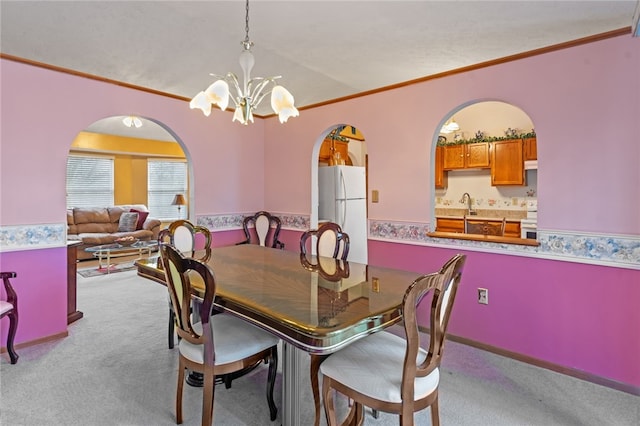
[435,215,523,222]
[435,208,526,221]
[427,231,540,246]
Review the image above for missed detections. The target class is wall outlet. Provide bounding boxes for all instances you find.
[478,288,489,304]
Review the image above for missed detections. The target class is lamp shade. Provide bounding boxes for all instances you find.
[172,194,186,206]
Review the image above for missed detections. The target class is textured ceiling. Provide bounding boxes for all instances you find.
[1,1,638,140]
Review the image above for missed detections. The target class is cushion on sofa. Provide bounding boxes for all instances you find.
[130,209,149,230]
[73,207,111,225]
[79,230,153,245]
[118,212,139,232]
[74,222,119,234]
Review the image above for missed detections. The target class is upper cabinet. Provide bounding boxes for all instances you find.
[435,146,447,189]
[319,139,351,165]
[523,137,537,160]
[491,139,525,185]
[443,142,490,170]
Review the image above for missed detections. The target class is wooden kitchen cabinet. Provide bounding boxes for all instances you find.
[491,139,525,185]
[443,142,490,170]
[434,146,447,189]
[504,221,521,238]
[319,139,349,164]
[435,218,464,233]
[436,217,520,238]
[523,137,537,160]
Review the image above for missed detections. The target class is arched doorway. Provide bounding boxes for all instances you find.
[311,124,369,263]
[68,115,193,222]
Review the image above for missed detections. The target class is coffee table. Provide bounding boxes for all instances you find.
[85,241,158,273]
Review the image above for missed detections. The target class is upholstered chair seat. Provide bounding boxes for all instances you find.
[179,315,279,366]
[319,331,439,403]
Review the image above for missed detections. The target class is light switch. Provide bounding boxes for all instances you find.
[372,277,380,292]
[372,190,379,203]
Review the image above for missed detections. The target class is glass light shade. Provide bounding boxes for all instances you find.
[233,103,254,125]
[189,91,212,116]
[271,86,299,123]
[123,116,142,128]
[204,80,230,111]
[440,118,460,134]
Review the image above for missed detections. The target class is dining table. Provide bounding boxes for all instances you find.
[135,244,422,426]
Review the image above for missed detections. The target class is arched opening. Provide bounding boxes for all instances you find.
[310,124,368,263]
[433,101,538,241]
[67,115,193,269]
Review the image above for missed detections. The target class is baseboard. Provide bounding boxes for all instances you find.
[1,331,69,355]
[441,331,640,396]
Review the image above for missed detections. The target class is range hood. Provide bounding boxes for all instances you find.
[524,160,538,170]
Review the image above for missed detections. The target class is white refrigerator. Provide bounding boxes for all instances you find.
[318,165,368,264]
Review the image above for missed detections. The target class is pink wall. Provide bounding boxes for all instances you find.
[367,240,640,388]
[0,249,67,344]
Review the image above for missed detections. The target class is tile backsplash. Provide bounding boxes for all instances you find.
[435,169,537,212]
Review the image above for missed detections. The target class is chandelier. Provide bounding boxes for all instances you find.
[189,0,299,125]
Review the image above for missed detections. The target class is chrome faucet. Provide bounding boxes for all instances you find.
[461,192,476,215]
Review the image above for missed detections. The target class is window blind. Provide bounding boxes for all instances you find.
[66,155,114,209]
[148,160,188,220]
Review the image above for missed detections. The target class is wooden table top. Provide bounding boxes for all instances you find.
[136,244,422,354]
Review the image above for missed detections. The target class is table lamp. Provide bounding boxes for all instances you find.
[172,194,186,217]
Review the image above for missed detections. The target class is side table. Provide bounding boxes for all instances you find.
[67,241,84,324]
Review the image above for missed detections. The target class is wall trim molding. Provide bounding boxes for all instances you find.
[0,330,69,354]
[441,331,640,397]
[368,219,640,270]
[195,212,310,231]
[2,217,638,270]
[0,223,66,252]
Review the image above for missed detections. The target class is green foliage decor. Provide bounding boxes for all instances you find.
[438,129,536,146]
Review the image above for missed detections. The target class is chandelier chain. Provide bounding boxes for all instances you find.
[189,0,298,124]
[243,0,252,48]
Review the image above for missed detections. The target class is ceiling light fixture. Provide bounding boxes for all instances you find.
[440,117,460,134]
[189,0,299,125]
[123,115,142,128]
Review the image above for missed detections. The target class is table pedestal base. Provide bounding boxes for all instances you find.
[282,342,305,426]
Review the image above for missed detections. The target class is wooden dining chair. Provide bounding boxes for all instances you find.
[160,244,279,426]
[158,220,212,349]
[1,272,19,364]
[464,216,506,236]
[300,222,350,261]
[320,254,466,426]
[300,222,351,426]
[237,211,285,249]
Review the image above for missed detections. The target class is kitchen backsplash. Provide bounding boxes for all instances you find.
[435,169,537,212]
